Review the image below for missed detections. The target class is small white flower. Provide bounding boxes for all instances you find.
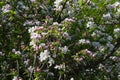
[41,32,48,36]
[114,28,120,33]
[29,40,36,46]
[53,22,59,25]
[54,0,63,11]
[2,4,11,13]
[86,21,96,29]
[102,13,112,20]
[54,64,65,70]
[54,0,63,8]
[12,49,16,53]
[39,50,50,62]
[79,39,90,44]
[70,77,74,80]
[24,59,29,65]
[64,18,75,22]
[12,76,18,80]
[61,46,69,54]
[30,33,41,39]
[28,27,36,33]
[114,28,120,38]
[30,0,36,2]
[15,51,21,55]
[28,66,34,73]
[0,52,3,56]
[48,57,55,66]
[63,32,71,40]
[112,2,120,8]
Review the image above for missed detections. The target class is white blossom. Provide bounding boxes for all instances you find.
[54,0,63,11]
[12,49,16,53]
[0,52,4,56]
[48,57,55,66]
[28,66,34,73]
[64,18,75,22]
[30,0,36,2]
[61,46,69,54]
[15,51,21,55]
[39,43,46,48]
[53,22,59,25]
[114,28,120,33]
[86,21,96,29]
[30,33,41,39]
[54,0,63,8]
[114,28,120,38]
[12,76,22,80]
[12,76,18,80]
[102,13,112,20]
[112,2,120,8]
[2,4,11,13]
[63,32,71,40]
[28,27,36,33]
[39,50,50,62]
[54,64,65,70]
[79,39,90,44]
[70,77,74,80]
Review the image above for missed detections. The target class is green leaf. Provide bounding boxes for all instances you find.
[78,0,83,6]
[9,10,16,14]
[0,2,4,7]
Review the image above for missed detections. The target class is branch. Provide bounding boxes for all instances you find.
[56,0,69,22]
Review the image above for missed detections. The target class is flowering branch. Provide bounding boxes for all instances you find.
[86,38,120,69]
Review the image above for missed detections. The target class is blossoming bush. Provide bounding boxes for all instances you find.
[0,0,120,80]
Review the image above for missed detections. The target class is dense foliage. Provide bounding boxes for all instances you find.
[0,0,120,80]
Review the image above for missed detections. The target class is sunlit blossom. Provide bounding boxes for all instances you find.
[2,4,11,13]
[39,50,50,62]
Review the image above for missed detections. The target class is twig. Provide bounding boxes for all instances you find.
[17,60,19,76]
[56,0,69,22]
[30,54,37,80]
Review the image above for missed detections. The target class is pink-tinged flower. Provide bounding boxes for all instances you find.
[46,15,50,19]
[30,33,41,39]
[85,49,96,57]
[21,45,25,50]
[35,26,44,31]
[34,46,39,51]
